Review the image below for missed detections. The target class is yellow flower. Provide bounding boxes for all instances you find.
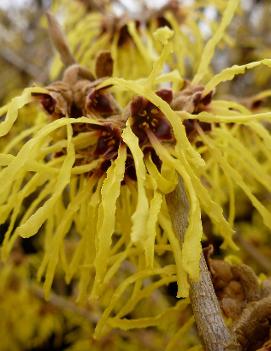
[0,0,271,339]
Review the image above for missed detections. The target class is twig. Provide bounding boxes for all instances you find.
[46,12,76,67]
[0,46,42,79]
[166,178,240,351]
[235,234,271,274]
[30,284,99,324]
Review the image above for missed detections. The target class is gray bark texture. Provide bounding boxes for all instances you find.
[166,178,241,351]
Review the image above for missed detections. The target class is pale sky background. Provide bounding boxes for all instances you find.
[0,0,253,12]
[0,0,191,10]
[0,0,30,8]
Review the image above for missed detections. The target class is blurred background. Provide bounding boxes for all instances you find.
[0,0,172,104]
[0,0,52,102]
[1,0,271,105]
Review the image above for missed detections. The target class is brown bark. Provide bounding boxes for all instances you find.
[166,178,240,351]
[232,297,271,351]
[46,12,76,67]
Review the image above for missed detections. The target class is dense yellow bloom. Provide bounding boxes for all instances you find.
[51,0,232,82]
[0,0,271,343]
[0,257,200,351]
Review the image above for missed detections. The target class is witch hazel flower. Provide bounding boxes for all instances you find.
[0,1,271,340]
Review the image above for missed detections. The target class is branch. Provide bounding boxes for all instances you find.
[0,46,41,79]
[46,12,76,67]
[166,178,241,351]
[235,234,271,274]
[30,284,99,324]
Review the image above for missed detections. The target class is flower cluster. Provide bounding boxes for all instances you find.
[0,0,271,344]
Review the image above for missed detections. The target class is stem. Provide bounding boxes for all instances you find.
[166,178,240,351]
[30,284,99,324]
[235,234,271,274]
[46,12,76,67]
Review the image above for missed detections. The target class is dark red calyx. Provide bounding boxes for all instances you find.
[87,89,115,117]
[156,89,173,104]
[143,146,162,171]
[124,146,162,182]
[192,90,213,114]
[130,90,173,142]
[171,83,213,115]
[200,91,213,106]
[70,103,83,118]
[33,93,56,115]
[54,150,65,158]
[125,154,137,181]
[251,99,262,110]
[118,20,140,46]
[184,119,212,141]
[156,16,172,28]
[100,159,112,173]
[94,125,121,158]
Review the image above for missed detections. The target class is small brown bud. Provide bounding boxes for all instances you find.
[95,51,113,78]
